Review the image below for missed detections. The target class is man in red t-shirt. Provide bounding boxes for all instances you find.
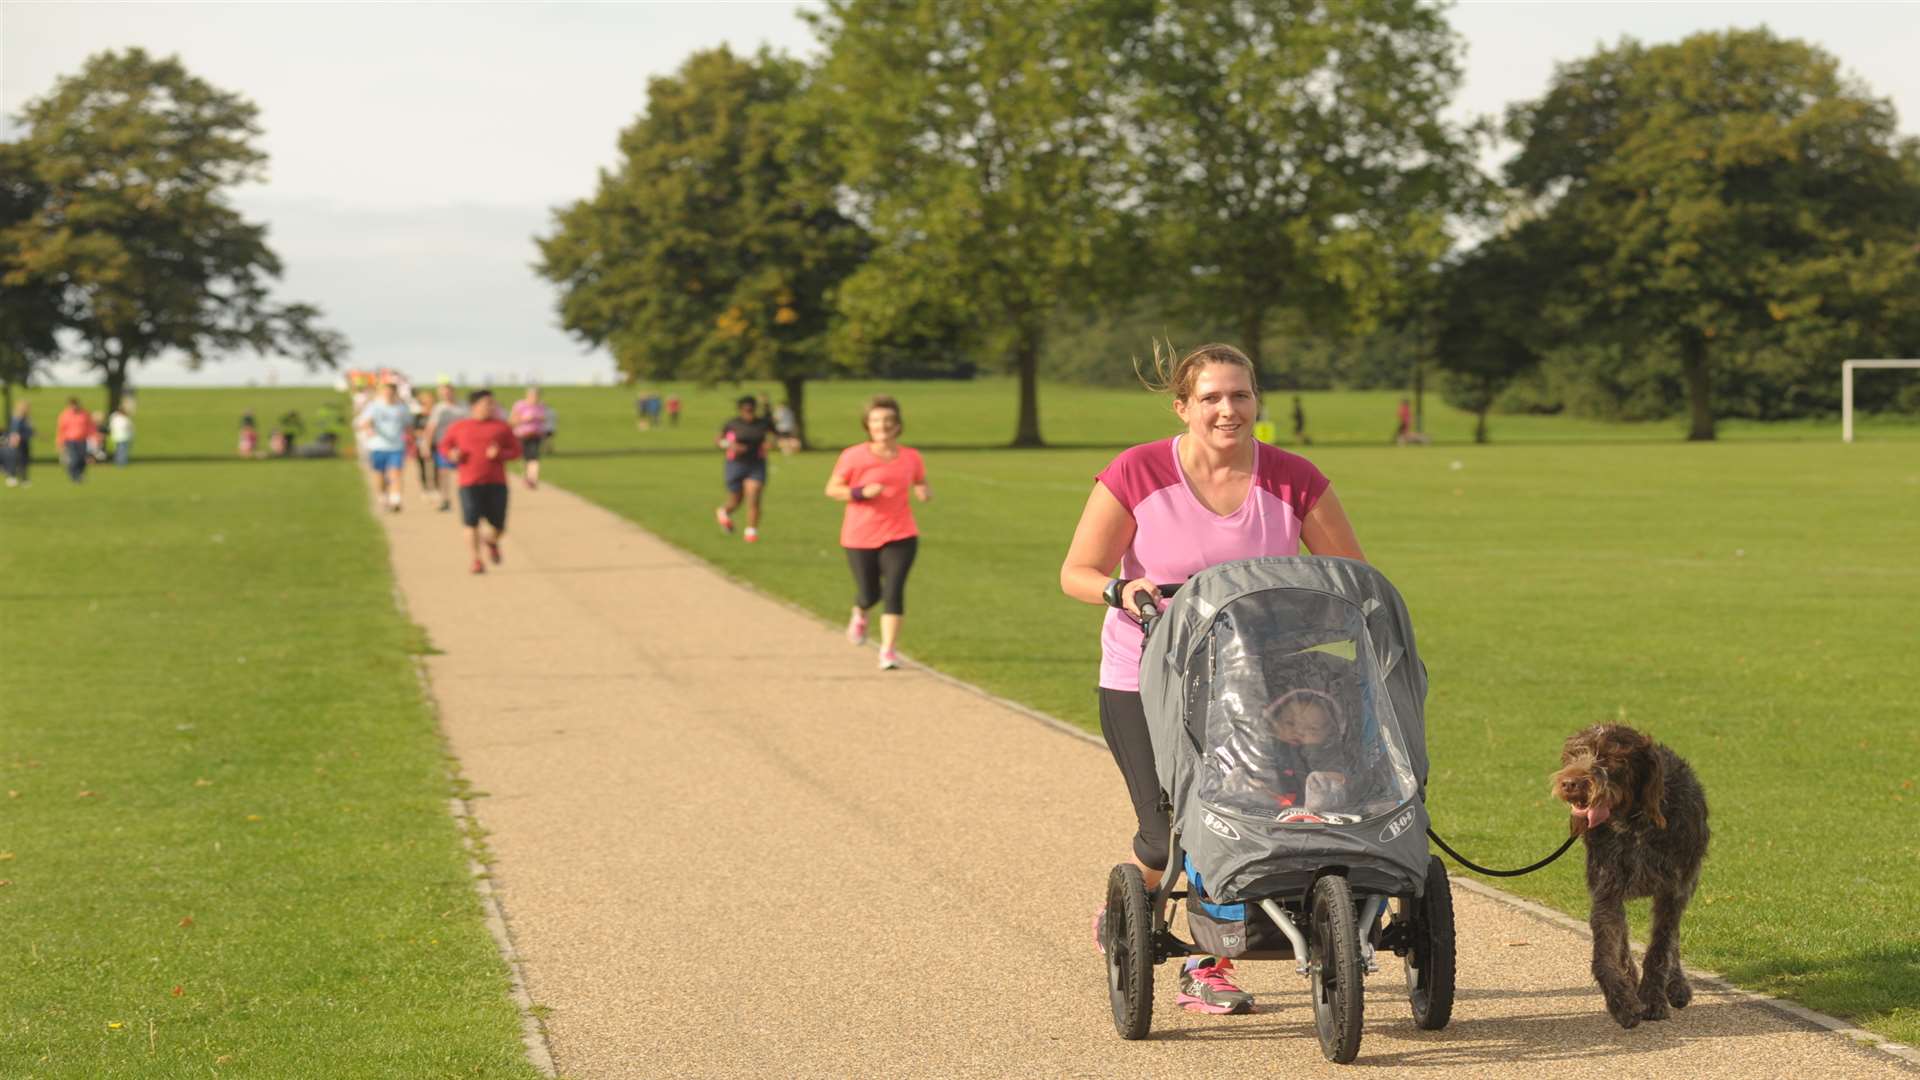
[55,398,99,483]
[437,390,522,574]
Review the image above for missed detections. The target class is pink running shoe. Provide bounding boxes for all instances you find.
[846,610,868,645]
[715,507,734,534]
[877,647,900,671]
[743,527,759,543]
[1092,905,1107,954]
[1177,959,1254,1014]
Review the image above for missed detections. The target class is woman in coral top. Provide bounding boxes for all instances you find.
[824,395,932,671]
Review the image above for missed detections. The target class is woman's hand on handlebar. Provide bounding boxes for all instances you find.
[1119,577,1158,621]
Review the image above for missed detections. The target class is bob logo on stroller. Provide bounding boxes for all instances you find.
[1101,556,1457,1063]
[1380,807,1417,843]
[1203,809,1241,841]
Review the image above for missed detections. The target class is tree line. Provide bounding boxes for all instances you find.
[537,2,1920,443]
[1,50,345,419]
[6,9,1919,443]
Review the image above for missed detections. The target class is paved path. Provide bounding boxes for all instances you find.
[375,479,1913,1079]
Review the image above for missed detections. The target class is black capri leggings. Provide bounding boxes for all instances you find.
[1099,686,1169,872]
[844,536,918,615]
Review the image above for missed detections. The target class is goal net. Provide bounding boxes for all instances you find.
[1842,360,1920,443]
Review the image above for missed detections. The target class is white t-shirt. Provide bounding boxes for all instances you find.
[109,413,134,442]
[357,400,412,452]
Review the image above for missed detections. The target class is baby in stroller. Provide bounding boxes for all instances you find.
[1210,676,1363,823]
[1262,688,1356,819]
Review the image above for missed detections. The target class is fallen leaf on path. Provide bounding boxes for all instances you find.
[178,916,194,928]
[171,985,183,997]
[77,790,96,798]
[1505,940,1530,947]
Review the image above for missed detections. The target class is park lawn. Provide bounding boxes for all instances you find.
[0,400,540,1078]
[530,377,1919,1047]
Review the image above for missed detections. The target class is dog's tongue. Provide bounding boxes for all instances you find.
[1582,802,1611,829]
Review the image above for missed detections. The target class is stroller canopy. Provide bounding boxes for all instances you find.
[1140,556,1432,900]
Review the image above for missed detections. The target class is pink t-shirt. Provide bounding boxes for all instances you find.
[1095,436,1329,691]
[833,443,926,548]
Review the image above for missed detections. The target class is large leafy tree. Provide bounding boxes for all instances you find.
[4,49,345,413]
[1130,0,1482,388]
[1507,29,1920,440]
[0,141,63,417]
[809,0,1146,446]
[536,47,866,445]
[1433,223,1551,442]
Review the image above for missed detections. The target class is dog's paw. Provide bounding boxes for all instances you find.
[1638,994,1671,1022]
[1666,974,1692,1010]
[1604,994,1644,1029]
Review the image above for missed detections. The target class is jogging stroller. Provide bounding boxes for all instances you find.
[1100,556,1455,1063]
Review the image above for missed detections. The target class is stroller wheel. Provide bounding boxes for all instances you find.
[1104,863,1154,1040]
[1309,874,1364,1063]
[1401,854,1456,1030]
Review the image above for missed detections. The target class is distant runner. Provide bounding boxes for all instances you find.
[510,386,552,491]
[356,379,413,512]
[715,395,773,543]
[438,390,523,575]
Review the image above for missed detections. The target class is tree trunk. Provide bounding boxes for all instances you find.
[1012,338,1044,447]
[2,381,12,424]
[103,354,131,417]
[1413,358,1427,435]
[1682,335,1716,441]
[781,374,808,451]
[1241,307,1266,390]
[1474,406,1489,444]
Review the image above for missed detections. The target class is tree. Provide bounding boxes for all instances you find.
[4,49,345,413]
[1130,0,1482,389]
[1506,29,1920,440]
[1432,224,1550,442]
[535,48,866,447]
[808,0,1147,446]
[0,142,63,418]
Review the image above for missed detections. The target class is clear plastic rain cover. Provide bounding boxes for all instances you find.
[1196,589,1418,827]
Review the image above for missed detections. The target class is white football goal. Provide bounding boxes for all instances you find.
[1841,359,1920,443]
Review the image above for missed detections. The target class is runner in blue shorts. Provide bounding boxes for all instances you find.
[715,395,774,543]
[355,379,414,513]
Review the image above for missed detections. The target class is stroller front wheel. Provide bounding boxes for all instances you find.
[1310,874,1365,1063]
[1104,863,1154,1039]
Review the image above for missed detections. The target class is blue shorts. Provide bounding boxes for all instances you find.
[434,451,455,471]
[723,458,767,493]
[369,448,406,472]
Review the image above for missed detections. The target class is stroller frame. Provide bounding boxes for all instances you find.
[1100,557,1457,1063]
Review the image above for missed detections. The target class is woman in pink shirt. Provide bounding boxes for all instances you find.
[825,395,932,671]
[1060,342,1366,1016]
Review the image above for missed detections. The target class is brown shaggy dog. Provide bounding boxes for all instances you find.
[1550,724,1710,1029]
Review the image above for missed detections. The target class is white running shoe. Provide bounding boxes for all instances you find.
[878,648,900,670]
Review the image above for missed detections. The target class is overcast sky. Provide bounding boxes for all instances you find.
[5,1,1917,388]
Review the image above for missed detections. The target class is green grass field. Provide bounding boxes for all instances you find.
[2,379,1916,1063]
[532,377,1920,1045]
[0,388,541,1079]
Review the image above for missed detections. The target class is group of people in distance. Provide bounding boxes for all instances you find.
[2,398,138,488]
[712,393,931,672]
[350,379,552,575]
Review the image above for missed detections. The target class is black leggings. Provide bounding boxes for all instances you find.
[1099,687,1169,871]
[844,537,918,615]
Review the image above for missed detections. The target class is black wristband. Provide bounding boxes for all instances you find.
[1102,578,1125,609]
[849,487,866,502]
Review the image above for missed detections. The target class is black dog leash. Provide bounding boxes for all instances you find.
[1427,828,1577,877]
